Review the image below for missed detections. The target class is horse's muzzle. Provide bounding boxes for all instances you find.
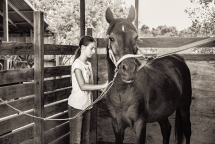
[118,59,138,83]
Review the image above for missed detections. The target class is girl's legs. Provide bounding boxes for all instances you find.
[68,106,83,144]
[68,105,92,144]
[81,109,91,144]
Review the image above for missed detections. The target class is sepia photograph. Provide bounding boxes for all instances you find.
[0,0,215,144]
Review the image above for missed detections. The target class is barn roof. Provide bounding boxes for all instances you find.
[0,0,51,36]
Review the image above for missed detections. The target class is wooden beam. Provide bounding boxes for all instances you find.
[44,122,69,144]
[8,0,34,26]
[1,37,215,55]
[44,112,69,131]
[0,96,34,118]
[135,0,139,29]
[23,32,26,42]
[0,11,23,32]
[0,42,78,55]
[30,29,33,42]
[87,28,98,144]
[14,21,29,25]
[0,111,34,136]
[0,66,71,85]
[157,37,215,57]
[8,10,33,13]
[80,0,85,37]
[33,11,44,144]
[3,0,9,41]
[0,125,34,144]
[3,0,8,70]
[96,37,215,48]
[181,54,215,61]
[24,0,37,11]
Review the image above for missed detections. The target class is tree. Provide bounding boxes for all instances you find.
[28,0,129,45]
[185,0,215,36]
[139,24,153,37]
[26,0,130,65]
[139,25,179,37]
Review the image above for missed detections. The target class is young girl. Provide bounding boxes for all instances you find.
[68,35,107,144]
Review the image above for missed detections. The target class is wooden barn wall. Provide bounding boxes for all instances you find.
[96,53,215,144]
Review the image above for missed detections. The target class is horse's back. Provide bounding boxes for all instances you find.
[137,54,192,122]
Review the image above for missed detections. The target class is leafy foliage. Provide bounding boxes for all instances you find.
[185,0,215,36]
[27,0,129,45]
[139,0,215,38]
[139,25,179,37]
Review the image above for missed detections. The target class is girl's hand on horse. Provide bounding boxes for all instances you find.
[103,81,109,89]
[98,81,108,93]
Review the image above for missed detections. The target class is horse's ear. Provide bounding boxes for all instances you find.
[106,7,114,23]
[126,5,136,22]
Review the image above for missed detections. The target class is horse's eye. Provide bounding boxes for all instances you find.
[135,36,138,40]
[109,37,114,41]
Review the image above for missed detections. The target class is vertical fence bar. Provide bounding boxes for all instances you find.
[3,0,8,70]
[3,0,8,41]
[80,0,85,37]
[87,28,98,144]
[30,29,33,42]
[34,11,44,144]
[135,0,139,29]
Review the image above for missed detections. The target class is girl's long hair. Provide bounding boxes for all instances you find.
[73,35,96,63]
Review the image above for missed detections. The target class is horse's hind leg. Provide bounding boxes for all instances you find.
[158,118,171,144]
[111,119,125,144]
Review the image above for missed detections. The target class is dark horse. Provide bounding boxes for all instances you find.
[105,6,192,144]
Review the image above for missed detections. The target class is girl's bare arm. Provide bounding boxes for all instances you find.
[74,69,107,91]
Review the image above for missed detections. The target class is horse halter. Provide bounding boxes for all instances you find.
[107,38,146,72]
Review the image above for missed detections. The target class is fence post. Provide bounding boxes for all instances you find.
[33,11,44,144]
[87,28,98,144]
[80,0,85,37]
[3,0,8,70]
[3,0,8,41]
[135,0,139,29]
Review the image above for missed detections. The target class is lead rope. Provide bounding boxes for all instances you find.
[0,72,118,121]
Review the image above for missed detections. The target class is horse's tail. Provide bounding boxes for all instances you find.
[175,108,184,144]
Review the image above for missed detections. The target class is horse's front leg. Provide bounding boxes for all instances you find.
[158,118,171,144]
[135,119,147,144]
[111,119,125,144]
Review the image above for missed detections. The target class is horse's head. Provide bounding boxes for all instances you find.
[106,6,140,83]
